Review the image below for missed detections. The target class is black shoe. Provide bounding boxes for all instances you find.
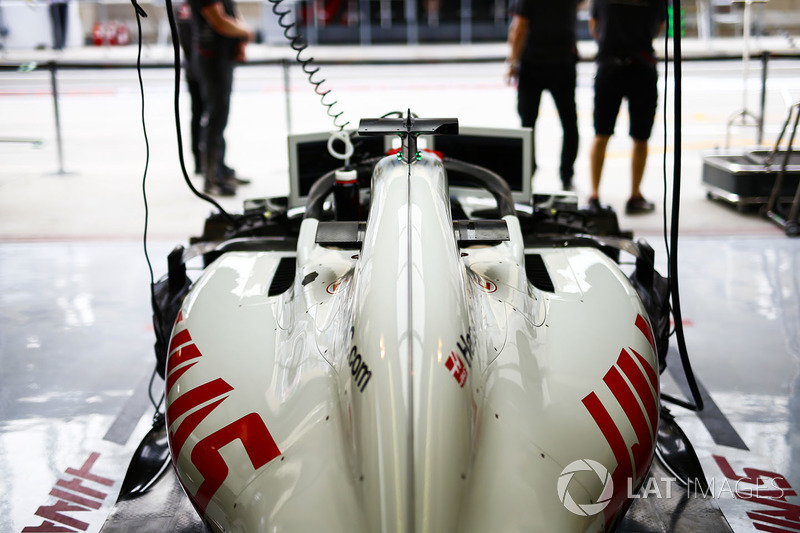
[224,174,251,186]
[587,197,602,213]
[222,165,251,185]
[203,180,236,197]
[625,196,655,215]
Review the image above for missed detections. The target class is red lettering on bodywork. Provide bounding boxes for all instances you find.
[166,378,233,425]
[191,413,281,514]
[165,324,282,518]
[634,314,656,355]
[445,351,468,388]
[168,328,192,355]
[581,314,659,527]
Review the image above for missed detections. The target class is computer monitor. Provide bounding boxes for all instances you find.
[287,126,532,208]
[287,130,388,208]
[431,126,533,204]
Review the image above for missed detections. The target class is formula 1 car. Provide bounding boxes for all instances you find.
[102,114,732,532]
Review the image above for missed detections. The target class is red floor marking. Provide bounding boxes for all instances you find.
[22,452,114,532]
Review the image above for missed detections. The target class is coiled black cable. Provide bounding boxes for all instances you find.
[268,0,350,130]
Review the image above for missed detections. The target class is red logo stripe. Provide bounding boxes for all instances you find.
[165,321,282,518]
[580,316,661,526]
[618,349,658,427]
[167,378,234,426]
[635,314,656,354]
[169,328,192,354]
[191,413,281,514]
[582,393,633,481]
[582,392,634,525]
[166,361,198,395]
[170,397,228,456]
[604,366,654,480]
[167,342,203,373]
[629,348,658,393]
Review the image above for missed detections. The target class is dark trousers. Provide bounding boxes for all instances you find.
[186,74,203,173]
[49,2,68,50]
[517,60,579,187]
[198,55,234,184]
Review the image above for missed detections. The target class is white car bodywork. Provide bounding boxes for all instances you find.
[163,151,660,532]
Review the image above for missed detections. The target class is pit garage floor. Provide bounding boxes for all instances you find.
[2,42,800,532]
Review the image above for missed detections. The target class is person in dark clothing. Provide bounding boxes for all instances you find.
[177,2,204,175]
[507,0,584,191]
[49,0,69,50]
[588,0,666,215]
[188,0,254,196]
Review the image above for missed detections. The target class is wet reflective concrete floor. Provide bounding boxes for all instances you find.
[0,242,173,532]
[1,235,799,532]
[2,54,800,532]
[663,236,800,533]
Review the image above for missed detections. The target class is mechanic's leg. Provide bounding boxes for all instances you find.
[517,67,544,178]
[591,63,622,202]
[219,137,227,178]
[590,135,610,199]
[202,89,222,192]
[188,77,204,174]
[550,61,579,189]
[626,62,658,205]
[203,61,233,189]
[631,139,648,198]
[198,67,212,187]
[200,60,234,194]
[50,3,67,49]
[215,63,233,181]
[194,55,209,175]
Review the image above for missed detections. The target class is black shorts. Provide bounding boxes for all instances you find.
[593,60,658,141]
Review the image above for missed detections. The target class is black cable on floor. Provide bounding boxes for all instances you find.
[130,0,165,414]
[661,0,704,412]
[662,2,672,275]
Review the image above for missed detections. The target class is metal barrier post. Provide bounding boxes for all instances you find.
[48,61,69,175]
[758,51,769,145]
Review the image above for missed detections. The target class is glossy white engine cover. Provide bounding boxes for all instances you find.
[164,152,660,532]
